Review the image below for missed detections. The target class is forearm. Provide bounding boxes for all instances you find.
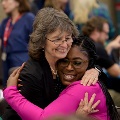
[3,85,80,120]
[105,43,113,55]
[4,86,43,120]
[3,82,102,120]
[107,64,120,77]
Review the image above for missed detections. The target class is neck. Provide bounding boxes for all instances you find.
[45,52,58,71]
[11,9,20,24]
[90,34,98,42]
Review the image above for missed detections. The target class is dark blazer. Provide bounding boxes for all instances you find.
[2,52,57,120]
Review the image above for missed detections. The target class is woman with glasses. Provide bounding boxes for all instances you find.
[3,35,120,120]
[2,8,101,120]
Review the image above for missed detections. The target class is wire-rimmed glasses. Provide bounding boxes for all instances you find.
[46,36,73,46]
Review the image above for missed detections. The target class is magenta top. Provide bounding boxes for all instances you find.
[3,81,109,120]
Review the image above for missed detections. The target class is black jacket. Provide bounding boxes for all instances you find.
[2,53,58,120]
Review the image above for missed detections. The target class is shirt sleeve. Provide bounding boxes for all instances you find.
[3,82,104,120]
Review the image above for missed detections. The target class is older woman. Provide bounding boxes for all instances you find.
[2,8,100,120]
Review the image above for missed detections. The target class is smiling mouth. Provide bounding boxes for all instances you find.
[63,74,76,80]
[56,49,67,53]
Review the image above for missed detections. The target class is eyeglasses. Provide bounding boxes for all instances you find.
[58,59,88,69]
[46,36,73,45]
[102,30,109,35]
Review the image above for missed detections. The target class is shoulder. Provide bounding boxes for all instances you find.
[0,17,9,36]
[95,43,104,50]
[63,81,103,98]
[95,43,107,54]
[0,17,9,26]
[23,12,35,20]
[20,58,43,79]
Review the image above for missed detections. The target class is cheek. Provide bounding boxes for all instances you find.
[68,42,72,49]
[5,4,16,12]
[10,2,19,9]
[45,42,56,51]
[76,68,87,79]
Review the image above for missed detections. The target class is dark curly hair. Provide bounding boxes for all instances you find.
[28,7,79,60]
[72,34,98,69]
[72,34,120,120]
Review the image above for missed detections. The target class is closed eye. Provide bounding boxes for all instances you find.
[73,61,82,66]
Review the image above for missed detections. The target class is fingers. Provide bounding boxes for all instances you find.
[81,76,98,86]
[81,68,99,86]
[17,63,25,74]
[87,76,97,86]
[84,92,88,105]
[10,63,25,78]
[90,109,99,113]
[81,70,89,85]
[92,77,98,85]
[18,77,22,82]
[18,84,23,87]
[88,93,96,107]
[10,68,20,77]
[77,93,100,115]
[79,99,84,107]
[91,100,100,110]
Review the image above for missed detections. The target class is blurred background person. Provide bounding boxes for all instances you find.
[69,0,115,40]
[28,0,39,15]
[82,16,120,106]
[30,0,71,17]
[44,0,69,12]
[0,0,35,87]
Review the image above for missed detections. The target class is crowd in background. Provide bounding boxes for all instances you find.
[0,0,120,119]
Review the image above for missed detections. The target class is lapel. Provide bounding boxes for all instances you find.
[39,52,56,103]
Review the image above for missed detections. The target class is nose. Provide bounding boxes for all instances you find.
[66,63,74,71]
[60,40,68,48]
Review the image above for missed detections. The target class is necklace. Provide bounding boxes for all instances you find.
[50,66,57,75]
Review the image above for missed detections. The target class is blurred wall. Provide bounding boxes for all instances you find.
[100,0,116,27]
[0,4,6,23]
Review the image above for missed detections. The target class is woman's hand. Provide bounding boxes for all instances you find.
[76,93,100,116]
[7,63,25,87]
[81,68,99,86]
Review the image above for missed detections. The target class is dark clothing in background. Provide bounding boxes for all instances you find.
[34,0,45,9]
[95,42,120,92]
[95,42,115,69]
[33,0,71,17]
[2,52,64,120]
[0,12,35,87]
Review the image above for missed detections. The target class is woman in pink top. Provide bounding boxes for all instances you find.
[4,35,120,120]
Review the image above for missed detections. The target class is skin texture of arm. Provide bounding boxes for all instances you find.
[3,81,108,120]
[105,35,120,55]
[107,64,120,77]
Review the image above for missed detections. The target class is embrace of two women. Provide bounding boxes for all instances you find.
[1,7,120,120]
